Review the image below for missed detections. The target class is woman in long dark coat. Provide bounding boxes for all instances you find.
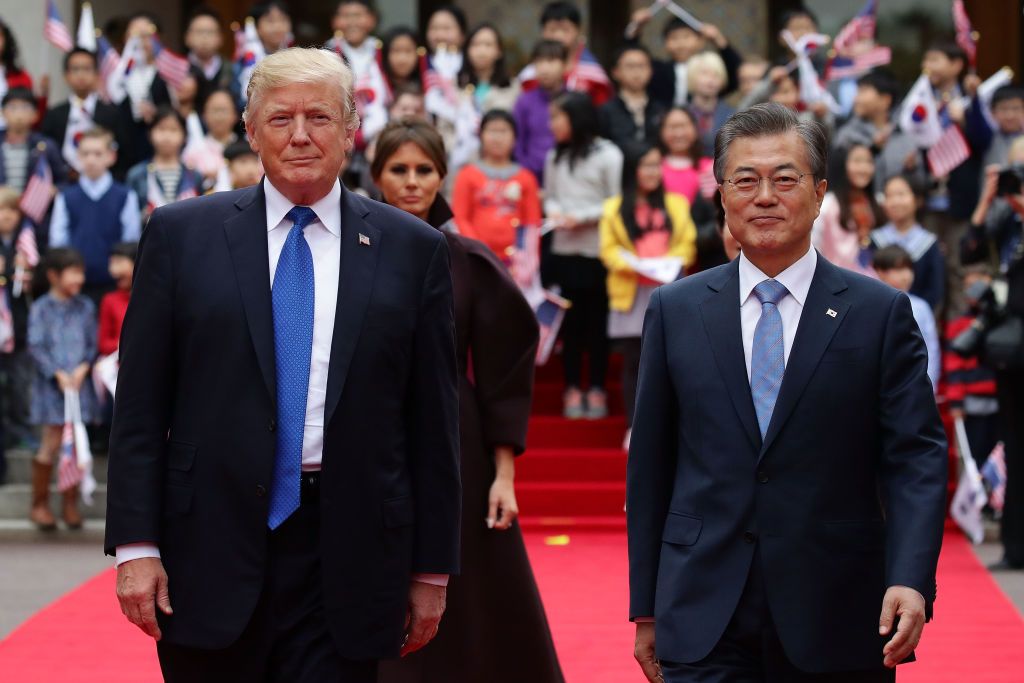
[372,119,564,683]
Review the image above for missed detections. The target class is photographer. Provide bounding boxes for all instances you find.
[962,141,1024,571]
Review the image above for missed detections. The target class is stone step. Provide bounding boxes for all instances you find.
[3,449,108,485]
[0,483,107,520]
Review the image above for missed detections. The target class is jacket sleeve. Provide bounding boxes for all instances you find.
[467,247,539,454]
[450,167,478,240]
[27,302,58,378]
[521,171,542,227]
[877,291,948,619]
[408,236,462,575]
[599,198,633,274]
[627,288,679,620]
[103,210,176,555]
[666,195,698,269]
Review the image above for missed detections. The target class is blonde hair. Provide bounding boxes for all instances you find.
[243,47,360,132]
[687,51,728,92]
[0,186,20,212]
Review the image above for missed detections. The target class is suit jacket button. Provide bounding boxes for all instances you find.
[743,531,756,544]
[256,484,267,497]
[268,419,276,432]
[757,470,769,484]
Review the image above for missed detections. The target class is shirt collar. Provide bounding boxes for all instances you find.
[264,176,342,237]
[189,53,222,79]
[71,93,97,114]
[739,246,817,308]
[79,172,113,199]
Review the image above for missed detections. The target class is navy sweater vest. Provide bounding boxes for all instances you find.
[62,182,130,285]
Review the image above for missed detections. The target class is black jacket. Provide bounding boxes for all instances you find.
[41,99,136,179]
[599,95,667,150]
[628,255,947,672]
[104,182,462,659]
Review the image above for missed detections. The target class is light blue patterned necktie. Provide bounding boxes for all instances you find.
[267,206,317,530]
[750,279,789,438]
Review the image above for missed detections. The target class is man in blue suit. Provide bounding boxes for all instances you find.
[105,48,461,681]
[628,103,947,682]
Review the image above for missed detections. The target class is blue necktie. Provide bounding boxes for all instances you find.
[267,206,317,529]
[750,279,789,438]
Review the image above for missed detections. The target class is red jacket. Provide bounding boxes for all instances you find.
[943,314,998,408]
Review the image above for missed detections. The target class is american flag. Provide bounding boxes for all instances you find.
[565,47,612,106]
[825,0,891,81]
[927,123,970,177]
[19,156,55,225]
[825,46,891,82]
[982,442,1007,511]
[952,0,977,68]
[57,421,82,492]
[44,0,73,53]
[16,223,39,267]
[151,37,192,90]
[518,46,612,106]
[535,293,570,366]
[96,36,120,102]
[510,224,541,290]
[832,0,878,54]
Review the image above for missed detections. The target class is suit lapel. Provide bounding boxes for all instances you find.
[699,260,761,453]
[324,189,380,426]
[759,256,850,459]
[223,183,276,403]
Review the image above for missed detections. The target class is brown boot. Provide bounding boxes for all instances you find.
[62,488,83,530]
[29,461,57,531]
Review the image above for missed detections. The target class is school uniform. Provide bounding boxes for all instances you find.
[48,172,141,302]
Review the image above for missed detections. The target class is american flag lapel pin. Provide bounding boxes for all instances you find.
[826,308,838,318]
[358,233,371,246]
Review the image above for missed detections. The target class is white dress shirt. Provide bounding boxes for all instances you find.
[738,247,818,381]
[673,62,689,106]
[265,177,342,471]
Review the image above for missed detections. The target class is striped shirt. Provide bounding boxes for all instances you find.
[154,166,182,204]
[2,142,29,192]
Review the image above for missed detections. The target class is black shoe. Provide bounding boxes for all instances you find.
[987,558,1024,571]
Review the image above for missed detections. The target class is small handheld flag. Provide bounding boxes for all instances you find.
[44,0,74,53]
[19,156,55,225]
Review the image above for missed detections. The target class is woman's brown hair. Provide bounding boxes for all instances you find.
[370,119,448,180]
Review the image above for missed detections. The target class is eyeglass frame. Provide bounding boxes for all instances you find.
[719,170,818,197]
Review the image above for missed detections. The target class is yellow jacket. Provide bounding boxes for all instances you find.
[599,193,697,312]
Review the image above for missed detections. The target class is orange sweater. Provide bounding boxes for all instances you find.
[451,163,542,259]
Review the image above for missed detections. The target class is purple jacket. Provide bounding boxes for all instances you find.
[513,87,561,185]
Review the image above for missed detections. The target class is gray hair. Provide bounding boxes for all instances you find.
[712,103,828,183]
[242,47,360,133]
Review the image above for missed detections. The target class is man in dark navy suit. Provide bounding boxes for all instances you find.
[627,103,947,682]
[105,47,461,682]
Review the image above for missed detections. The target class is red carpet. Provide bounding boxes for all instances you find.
[0,530,1021,682]
[2,358,1020,681]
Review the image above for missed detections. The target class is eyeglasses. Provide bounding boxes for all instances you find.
[722,171,810,197]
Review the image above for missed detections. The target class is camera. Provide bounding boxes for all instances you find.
[952,279,1024,370]
[996,164,1024,197]
[950,280,1000,358]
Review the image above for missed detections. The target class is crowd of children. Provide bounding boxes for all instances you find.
[1,1,1023,565]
